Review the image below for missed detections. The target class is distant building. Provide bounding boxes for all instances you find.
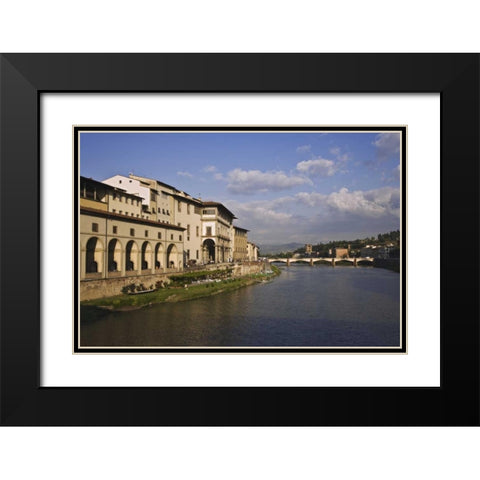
[305,244,312,254]
[233,226,249,262]
[360,245,391,259]
[333,246,350,258]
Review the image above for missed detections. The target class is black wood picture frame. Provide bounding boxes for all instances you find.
[0,53,478,426]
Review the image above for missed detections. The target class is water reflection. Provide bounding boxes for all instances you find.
[81,266,400,347]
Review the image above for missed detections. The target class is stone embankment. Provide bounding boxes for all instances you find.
[80,261,268,301]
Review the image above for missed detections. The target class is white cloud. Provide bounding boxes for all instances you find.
[203,165,217,173]
[372,133,400,162]
[329,146,350,164]
[214,173,225,181]
[294,191,326,207]
[296,158,336,177]
[177,171,193,178]
[394,164,401,178]
[329,147,341,156]
[225,168,311,194]
[225,186,401,244]
[234,204,292,223]
[296,144,311,153]
[326,187,400,218]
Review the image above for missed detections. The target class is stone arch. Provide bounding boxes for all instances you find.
[357,259,374,266]
[107,238,122,272]
[141,241,152,270]
[166,243,177,268]
[154,242,164,269]
[125,240,139,271]
[203,238,215,263]
[85,237,104,274]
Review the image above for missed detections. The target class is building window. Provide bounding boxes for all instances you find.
[203,208,215,215]
[196,250,199,259]
[178,223,181,227]
[92,223,98,232]
[206,226,212,236]
[145,230,148,237]
[119,196,122,202]
[150,191,155,201]
[179,235,182,241]
[166,210,170,216]
[112,209,116,213]
[113,192,117,200]
[119,180,122,184]
[187,224,190,235]
[187,204,191,214]
[119,210,122,215]
[158,207,161,213]
[158,232,162,239]
[178,202,181,212]
[113,226,118,234]
[162,209,165,214]
[196,226,199,237]
[130,228,135,236]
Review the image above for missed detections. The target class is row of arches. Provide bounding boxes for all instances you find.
[83,237,180,278]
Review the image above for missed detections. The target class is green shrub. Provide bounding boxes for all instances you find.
[121,283,136,294]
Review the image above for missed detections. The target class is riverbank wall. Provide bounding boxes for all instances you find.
[373,258,400,273]
[80,262,266,301]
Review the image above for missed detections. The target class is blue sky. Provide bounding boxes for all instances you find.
[80,131,401,245]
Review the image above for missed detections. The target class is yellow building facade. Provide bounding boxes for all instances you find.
[80,177,184,281]
[201,202,236,263]
[233,226,249,261]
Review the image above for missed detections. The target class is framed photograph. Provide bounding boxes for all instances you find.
[1,54,478,425]
[75,125,406,354]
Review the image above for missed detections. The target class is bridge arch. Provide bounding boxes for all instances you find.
[357,259,374,266]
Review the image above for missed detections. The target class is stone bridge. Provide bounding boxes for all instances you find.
[268,257,374,266]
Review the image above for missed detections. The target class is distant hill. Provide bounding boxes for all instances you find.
[257,243,304,255]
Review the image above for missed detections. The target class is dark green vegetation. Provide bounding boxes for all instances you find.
[261,230,400,258]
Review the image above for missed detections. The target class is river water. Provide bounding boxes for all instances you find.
[81,265,400,348]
